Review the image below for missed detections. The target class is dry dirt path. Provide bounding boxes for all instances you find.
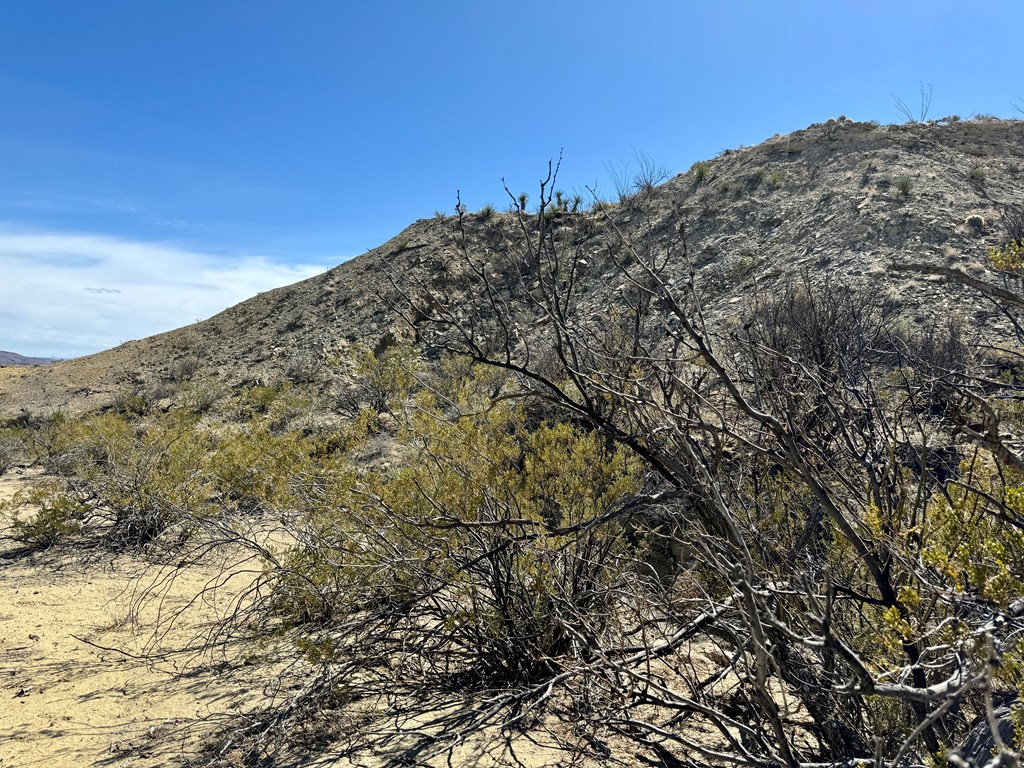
[0,470,266,768]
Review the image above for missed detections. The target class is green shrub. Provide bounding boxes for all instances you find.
[210,423,319,512]
[238,382,285,416]
[347,344,421,415]
[8,480,88,546]
[729,251,758,281]
[112,388,152,417]
[269,363,642,685]
[989,240,1024,273]
[14,412,214,548]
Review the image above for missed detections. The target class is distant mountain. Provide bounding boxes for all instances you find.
[0,351,57,366]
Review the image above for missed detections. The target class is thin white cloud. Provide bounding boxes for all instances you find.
[0,226,335,358]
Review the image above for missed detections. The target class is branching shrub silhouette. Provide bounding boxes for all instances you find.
[367,165,1024,764]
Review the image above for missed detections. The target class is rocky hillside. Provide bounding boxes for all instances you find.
[1,116,1022,418]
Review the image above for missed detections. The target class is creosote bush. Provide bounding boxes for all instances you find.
[267,360,647,692]
[7,412,213,547]
[2,391,360,549]
[991,240,1024,274]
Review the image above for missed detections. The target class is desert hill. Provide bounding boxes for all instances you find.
[1,115,1022,418]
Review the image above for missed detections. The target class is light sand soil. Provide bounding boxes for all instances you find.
[0,470,267,768]
[0,472,807,767]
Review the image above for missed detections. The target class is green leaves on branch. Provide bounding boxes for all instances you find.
[270,361,644,684]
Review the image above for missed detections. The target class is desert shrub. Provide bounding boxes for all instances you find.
[31,411,126,476]
[268,363,643,689]
[286,350,323,384]
[168,354,201,383]
[893,83,933,123]
[728,252,757,282]
[8,479,88,546]
[990,240,1024,274]
[336,344,420,417]
[179,378,227,414]
[607,150,669,203]
[210,422,320,512]
[240,382,281,415]
[6,386,373,550]
[10,412,215,548]
[368,175,1024,763]
[85,414,215,546]
[691,161,709,185]
[112,387,153,417]
[1001,204,1024,247]
[919,454,1024,607]
[0,427,26,475]
[900,316,973,420]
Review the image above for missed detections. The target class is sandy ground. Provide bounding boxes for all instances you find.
[0,469,589,768]
[0,469,267,768]
[0,467,768,768]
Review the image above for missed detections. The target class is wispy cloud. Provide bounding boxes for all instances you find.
[0,225,337,358]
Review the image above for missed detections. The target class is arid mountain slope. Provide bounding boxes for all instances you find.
[2,116,1022,418]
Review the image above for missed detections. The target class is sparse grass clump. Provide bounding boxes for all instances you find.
[691,161,709,186]
[895,174,914,198]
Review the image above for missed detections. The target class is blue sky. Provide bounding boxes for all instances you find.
[2,1,1022,357]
